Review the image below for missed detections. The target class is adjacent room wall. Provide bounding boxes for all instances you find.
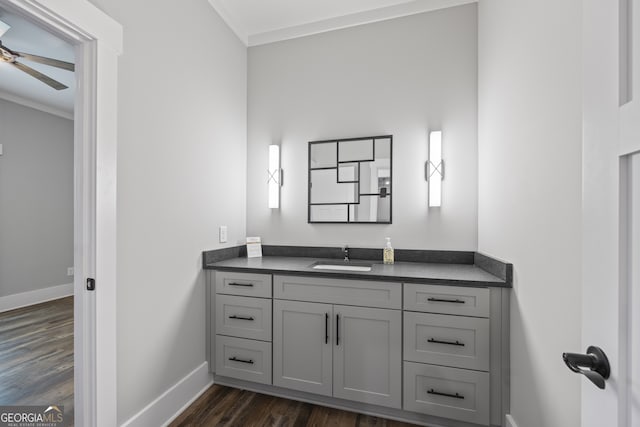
[0,98,73,299]
[247,4,478,250]
[477,1,582,426]
[87,0,247,423]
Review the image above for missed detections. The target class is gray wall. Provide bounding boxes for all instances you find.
[246,4,478,250]
[86,0,248,423]
[478,1,582,426]
[0,99,73,298]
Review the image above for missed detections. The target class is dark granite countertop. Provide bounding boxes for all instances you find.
[204,247,511,288]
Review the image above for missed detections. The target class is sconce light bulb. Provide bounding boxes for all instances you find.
[268,144,280,209]
[428,131,442,207]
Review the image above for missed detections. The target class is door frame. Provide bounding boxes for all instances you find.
[0,1,122,425]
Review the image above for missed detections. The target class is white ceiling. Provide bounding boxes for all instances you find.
[0,9,75,118]
[208,0,476,46]
[0,1,473,116]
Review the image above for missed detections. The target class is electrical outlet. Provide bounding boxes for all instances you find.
[219,226,228,243]
[67,267,74,276]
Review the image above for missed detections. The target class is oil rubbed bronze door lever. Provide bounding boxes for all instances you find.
[562,346,610,389]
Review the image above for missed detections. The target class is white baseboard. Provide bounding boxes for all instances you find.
[506,414,519,427]
[0,283,73,313]
[121,362,213,427]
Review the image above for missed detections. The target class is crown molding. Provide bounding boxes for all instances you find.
[208,0,476,48]
[208,0,249,45]
[0,89,73,119]
[249,0,476,46]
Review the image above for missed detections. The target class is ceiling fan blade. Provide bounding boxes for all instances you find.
[15,51,75,71]
[11,60,68,90]
[0,19,10,38]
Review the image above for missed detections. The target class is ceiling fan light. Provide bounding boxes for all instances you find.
[0,20,10,37]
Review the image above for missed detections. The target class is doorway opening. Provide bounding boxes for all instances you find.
[0,6,76,422]
[0,1,121,425]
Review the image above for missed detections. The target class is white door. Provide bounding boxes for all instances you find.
[333,305,402,408]
[273,300,333,396]
[582,1,640,426]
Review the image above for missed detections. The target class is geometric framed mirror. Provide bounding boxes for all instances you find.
[308,135,392,223]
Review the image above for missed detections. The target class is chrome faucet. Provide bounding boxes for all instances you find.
[342,245,350,262]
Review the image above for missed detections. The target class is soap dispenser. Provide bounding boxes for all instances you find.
[383,237,394,265]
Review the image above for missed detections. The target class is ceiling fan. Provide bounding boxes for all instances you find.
[0,19,75,91]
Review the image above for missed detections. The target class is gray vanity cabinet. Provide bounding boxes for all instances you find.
[273,275,403,409]
[208,269,509,427]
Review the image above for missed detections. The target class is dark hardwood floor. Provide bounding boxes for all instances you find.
[0,297,74,426]
[170,384,419,427]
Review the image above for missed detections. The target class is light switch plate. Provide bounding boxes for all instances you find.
[219,226,228,243]
[67,267,74,276]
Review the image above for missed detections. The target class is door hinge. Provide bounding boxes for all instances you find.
[86,278,96,291]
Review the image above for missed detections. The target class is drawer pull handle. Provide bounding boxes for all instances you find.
[229,315,255,321]
[228,282,254,287]
[336,314,340,346]
[229,356,254,364]
[427,389,464,399]
[428,338,465,347]
[427,297,465,304]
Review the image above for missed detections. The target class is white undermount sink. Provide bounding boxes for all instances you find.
[311,262,372,272]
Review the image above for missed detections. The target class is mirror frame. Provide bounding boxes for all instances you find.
[307,135,393,224]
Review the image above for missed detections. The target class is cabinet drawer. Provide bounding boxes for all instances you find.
[404,283,490,317]
[215,271,272,298]
[215,336,272,385]
[404,312,490,371]
[403,361,489,425]
[274,275,401,309]
[216,295,272,341]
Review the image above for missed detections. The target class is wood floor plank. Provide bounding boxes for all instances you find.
[0,297,74,426]
[170,384,419,427]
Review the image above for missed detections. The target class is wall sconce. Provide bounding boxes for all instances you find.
[268,144,282,209]
[426,131,444,207]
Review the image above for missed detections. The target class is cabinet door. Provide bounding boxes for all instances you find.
[333,305,402,408]
[273,300,333,396]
